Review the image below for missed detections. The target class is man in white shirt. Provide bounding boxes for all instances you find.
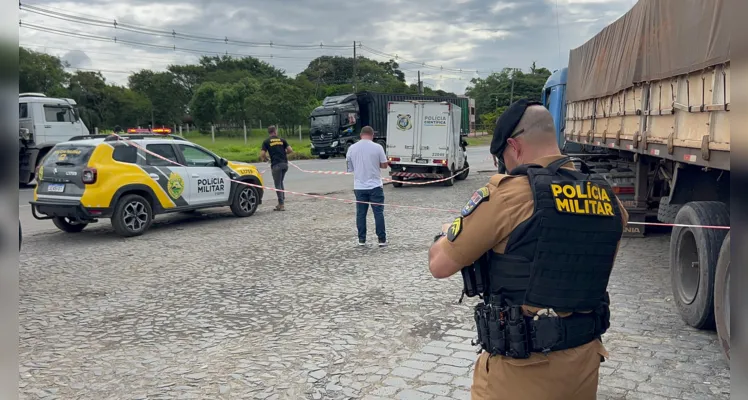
[346,126,389,247]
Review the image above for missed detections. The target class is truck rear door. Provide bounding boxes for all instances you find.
[419,102,450,164]
[386,102,418,161]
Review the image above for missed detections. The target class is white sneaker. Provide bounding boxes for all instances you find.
[358,241,366,247]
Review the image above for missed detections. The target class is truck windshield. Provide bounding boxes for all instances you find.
[311,115,337,128]
[42,144,95,167]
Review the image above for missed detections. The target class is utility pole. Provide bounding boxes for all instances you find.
[151,107,155,132]
[509,67,520,104]
[510,77,515,104]
[314,58,321,98]
[352,41,357,92]
[417,71,423,94]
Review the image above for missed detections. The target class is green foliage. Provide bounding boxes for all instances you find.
[21,47,554,139]
[128,70,189,125]
[466,63,552,122]
[19,47,70,97]
[190,81,222,129]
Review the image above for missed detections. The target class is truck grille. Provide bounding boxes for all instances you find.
[311,132,334,147]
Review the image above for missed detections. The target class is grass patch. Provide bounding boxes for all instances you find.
[182,131,314,163]
[182,130,492,162]
[465,135,492,146]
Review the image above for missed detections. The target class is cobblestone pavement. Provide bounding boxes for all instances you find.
[19,172,730,400]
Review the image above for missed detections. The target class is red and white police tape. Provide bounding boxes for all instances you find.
[111,134,729,230]
[288,161,471,186]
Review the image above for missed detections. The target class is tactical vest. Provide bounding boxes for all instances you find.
[466,157,624,358]
[486,157,623,311]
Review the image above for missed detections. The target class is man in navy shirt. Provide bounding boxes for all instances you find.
[261,126,294,211]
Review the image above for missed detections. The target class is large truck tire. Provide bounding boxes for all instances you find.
[456,160,469,181]
[669,201,729,330]
[443,166,455,187]
[657,196,683,224]
[714,231,730,363]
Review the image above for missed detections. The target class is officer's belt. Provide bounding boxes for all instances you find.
[473,304,608,358]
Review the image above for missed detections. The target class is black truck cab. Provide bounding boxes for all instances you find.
[309,93,385,159]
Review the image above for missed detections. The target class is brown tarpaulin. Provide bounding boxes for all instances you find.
[566,0,730,102]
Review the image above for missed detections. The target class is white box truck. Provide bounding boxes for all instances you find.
[386,101,468,187]
[19,93,90,185]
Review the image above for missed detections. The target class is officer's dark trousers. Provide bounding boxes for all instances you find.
[353,186,386,243]
[470,340,606,400]
[271,163,288,204]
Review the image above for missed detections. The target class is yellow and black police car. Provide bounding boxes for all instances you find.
[30,133,264,237]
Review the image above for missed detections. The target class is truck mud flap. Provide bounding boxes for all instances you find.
[623,211,646,238]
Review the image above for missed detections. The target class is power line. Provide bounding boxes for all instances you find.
[20,2,488,77]
[19,22,348,62]
[66,66,144,74]
[358,44,481,75]
[19,2,354,50]
[21,43,199,64]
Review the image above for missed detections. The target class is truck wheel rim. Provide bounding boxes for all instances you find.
[239,188,256,212]
[677,230,700,304]
[123,201,148,232]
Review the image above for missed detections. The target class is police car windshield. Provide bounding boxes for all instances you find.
[42,144,95,167]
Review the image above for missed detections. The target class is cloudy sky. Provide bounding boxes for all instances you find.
[19,0,637,94]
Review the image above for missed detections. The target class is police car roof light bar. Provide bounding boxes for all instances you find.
[103,134,188,142]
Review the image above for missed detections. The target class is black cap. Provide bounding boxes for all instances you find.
[489,99,543,156]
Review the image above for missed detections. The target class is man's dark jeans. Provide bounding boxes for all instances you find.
[271,162,288,204]
[354,186,386,243]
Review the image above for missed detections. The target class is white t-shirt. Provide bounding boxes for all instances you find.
[346,139,387,190]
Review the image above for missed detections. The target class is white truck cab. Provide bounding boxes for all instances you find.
[386,100,468,187]
[19,93,90,184]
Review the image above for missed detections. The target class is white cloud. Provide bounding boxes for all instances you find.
[490,1,519,14]
[19,0,634,94]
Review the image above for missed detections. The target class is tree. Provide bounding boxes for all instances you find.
[19,47,69,96]
[465,65,552,123]
[189,82,222,129]
[128,70,190,126]
[258,78,312,131]
[297,56,412,99]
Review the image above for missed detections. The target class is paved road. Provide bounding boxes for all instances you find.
[18,146,496,236]
[19,163,729,399]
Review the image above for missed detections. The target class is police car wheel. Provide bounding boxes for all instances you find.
[231,186,259,217]
[52,217,88,233]
[670,201,729,330]
[111,194,153,237]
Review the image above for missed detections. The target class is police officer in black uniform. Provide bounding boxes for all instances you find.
[428,100,629,399]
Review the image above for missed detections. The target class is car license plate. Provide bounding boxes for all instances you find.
[47,183,65,193]
[415,159,428,164]
[319,152,326,155]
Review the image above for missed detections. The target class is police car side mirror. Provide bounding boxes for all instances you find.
[218,157,228,167]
